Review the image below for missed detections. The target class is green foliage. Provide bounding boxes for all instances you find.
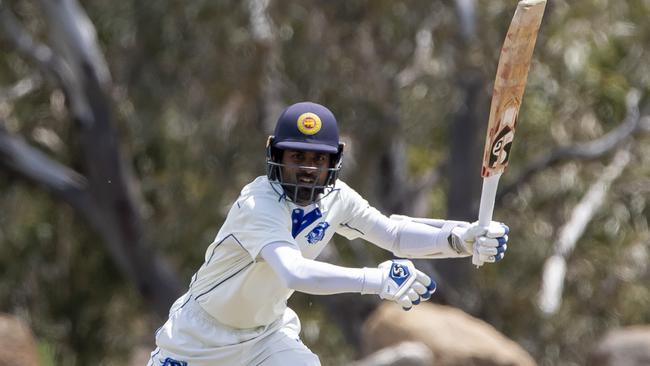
[38,340,56,366]
[1,0,649,364]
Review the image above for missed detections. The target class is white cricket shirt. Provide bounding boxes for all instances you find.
[187,176,379,329]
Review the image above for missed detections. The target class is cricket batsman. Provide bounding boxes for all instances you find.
[147,101,509,366]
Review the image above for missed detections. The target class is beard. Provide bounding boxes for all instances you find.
[281,183,325,205]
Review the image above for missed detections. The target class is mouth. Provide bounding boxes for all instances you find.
[297,175,316,184]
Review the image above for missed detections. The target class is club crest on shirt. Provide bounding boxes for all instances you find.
[161,357,187,366]
[291,208,323,238]
[306,222,330,244]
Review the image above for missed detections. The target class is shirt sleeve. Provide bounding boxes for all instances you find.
[335,181,388,240]
[260,241,383,295]
[333,181,468,258]
[229,195,295,260]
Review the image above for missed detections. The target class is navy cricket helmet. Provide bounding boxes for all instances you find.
[266,102,345,205]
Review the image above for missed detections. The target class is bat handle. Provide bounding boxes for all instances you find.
[474,173,502,267]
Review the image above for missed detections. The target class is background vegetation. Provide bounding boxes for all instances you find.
[1,0,649,365]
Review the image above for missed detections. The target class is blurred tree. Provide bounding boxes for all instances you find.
[0,0,182,317]
[0,0,649,365]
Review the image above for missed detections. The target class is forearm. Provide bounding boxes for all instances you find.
[282,257,382,295]
[362,214,470,258]
[261,242,383,295]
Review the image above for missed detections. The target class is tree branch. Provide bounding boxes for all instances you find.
[0,123,110,252]
[0,75,42,103]
[0,3,69,87]
[397,24,436,88]
[454,0,477,43]
[1,0,183,317]
[640,115,650,132]
[498,90,643,200]
[247,0,285,131]
[0,122,87,201]
[537,147,632,315]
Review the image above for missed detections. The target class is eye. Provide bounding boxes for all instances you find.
[313,155,329,166]
[290,152,305,162]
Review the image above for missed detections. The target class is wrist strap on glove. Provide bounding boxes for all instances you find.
[443,221,470,255]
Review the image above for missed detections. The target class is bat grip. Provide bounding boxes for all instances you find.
[474,173,502,266]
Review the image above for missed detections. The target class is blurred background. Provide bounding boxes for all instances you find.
[1,0,649,365]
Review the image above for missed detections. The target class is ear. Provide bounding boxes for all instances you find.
[266,136,283,161]
[331,142,345,166]
[265,136,273,160]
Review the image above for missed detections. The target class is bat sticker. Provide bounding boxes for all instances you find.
[489,125,514,168]
[486,100,519,170]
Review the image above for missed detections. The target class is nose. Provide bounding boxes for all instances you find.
[299,157,322,170]
[304,160,319,169]
[297,165,319,175]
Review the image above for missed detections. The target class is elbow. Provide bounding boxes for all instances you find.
[275,263,307,290]
[282,274,301,290]
[282,272,310,291]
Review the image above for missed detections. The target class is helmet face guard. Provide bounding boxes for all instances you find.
[266,102,344,205]
[266,137,344,205]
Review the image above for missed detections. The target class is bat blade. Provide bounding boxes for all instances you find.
[481,0,546,178]
[474,0,546,266]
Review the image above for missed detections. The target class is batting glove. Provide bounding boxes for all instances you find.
[449,221,509,263]
[376,260,436,311]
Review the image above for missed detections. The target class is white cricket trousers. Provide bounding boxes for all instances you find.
[147,298,320,366]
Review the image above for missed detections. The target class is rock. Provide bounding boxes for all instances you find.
[587,326,650,366]
[361,302,536,366]
[0,313,40,366]
[351,341,434,366]
[129,346,154,366]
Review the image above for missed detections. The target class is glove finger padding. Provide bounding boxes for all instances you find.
[463,221,508,240]
[484,222,509,238]
[477,253,496,263]
[411,282,427,297]
[478,237,500,248]
[398,295,413,310]
[462,221,509,264]
[461,225,488,243]
[477,235,508,261]
[414,269,435,301]
[406,288,420,303]
[476,247,507,262]
[415,269,432,288]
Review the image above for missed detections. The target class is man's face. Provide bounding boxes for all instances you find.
[280,149,331,205]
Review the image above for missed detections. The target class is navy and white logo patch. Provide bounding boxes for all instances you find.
[305,222,330,244]
[161,357,187,366]
[389,263,410,286]
[291,208,323,238]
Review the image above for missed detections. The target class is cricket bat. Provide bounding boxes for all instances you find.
[474,0,546,266]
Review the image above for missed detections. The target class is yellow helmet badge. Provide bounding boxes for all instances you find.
[296,112,322,135]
